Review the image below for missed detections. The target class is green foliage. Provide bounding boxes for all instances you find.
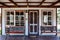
[0,30,1,35]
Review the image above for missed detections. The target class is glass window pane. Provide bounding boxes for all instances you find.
[34,26,37,32]
[7,16,10,20]
[20,21,24,26]
[48,12,51,15]
[7,12,10,15]
[43,12,47,15]
[20,12,24,15]
[43,11,52,25]
[16,21,20,26]
[43,11,48,25]
[48,22,51,25]
[21,17,24,20]
[16,12,19,15]
[7,21,10,25]
[29,12,33,24]
[30,26,33,32]
[48,17,51,20]
[34,12,38,24]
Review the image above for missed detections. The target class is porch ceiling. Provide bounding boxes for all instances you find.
[0,0,60,8]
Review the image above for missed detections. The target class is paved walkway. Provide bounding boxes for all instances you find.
[0,35,59,40]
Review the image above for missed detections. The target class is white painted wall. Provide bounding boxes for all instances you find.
[2,8,56,35]
[2,9,6,35]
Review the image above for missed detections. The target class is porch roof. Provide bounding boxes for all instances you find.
[0,0,60,8]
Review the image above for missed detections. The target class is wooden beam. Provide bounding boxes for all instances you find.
[9,0,18,6]
[40,0,45,6]
[1,2,54,3]
[0,5,60,8]
[26,0,29,7]
[0,2,8,7]
[50,0,60,6]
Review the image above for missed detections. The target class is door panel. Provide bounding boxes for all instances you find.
[34,12,38,24]
[30,25,33,32]
[29,12,33,24]
[28,10,39,35]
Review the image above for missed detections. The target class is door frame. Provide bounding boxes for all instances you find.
[28,10,39,35]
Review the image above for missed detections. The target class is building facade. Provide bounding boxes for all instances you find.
[2,8,57,36]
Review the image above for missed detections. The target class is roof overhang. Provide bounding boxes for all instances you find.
[0,0,60,8]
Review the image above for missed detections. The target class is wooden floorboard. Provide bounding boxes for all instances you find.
[0,35,59,40]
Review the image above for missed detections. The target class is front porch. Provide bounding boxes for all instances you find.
[0,35,59,40]
[0,0,60,40]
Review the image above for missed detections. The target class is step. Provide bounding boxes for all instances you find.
[30,36,37,37]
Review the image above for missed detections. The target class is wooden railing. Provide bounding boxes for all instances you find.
[41,26,57,33]
[6,26,25,33]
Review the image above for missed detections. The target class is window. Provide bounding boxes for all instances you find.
[6,11,25,26]
[42,11,52,25]
[15,11,24,26]
[6,10,25,34]
[6,11,14,25]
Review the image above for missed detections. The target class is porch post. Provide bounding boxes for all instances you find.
[2,9,6,35]
[39,10,41,35]
[25,13,28,36]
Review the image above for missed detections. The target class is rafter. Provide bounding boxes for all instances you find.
[9,0,18,6]
[50,0,60,6]
[40,0,45,6]
[1,2,55,3]
[26,0,29,7]
[0,5,60,8]
[0,2,8,7]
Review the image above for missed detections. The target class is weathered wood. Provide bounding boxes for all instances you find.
[50,0,60,6]
[9,0,18,6]
[0,35,59,40]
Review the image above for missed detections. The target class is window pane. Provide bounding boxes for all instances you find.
[16,16,19,20]
[7,12,10,15]
[48,22,51,25]
[43,12,47,15]
[20,12,24,15]
[43,11,48,25]
[7,21,10,25]
[48,12,51,15]
[48,17,51,20]
[29,12,33,24]
[21,17,24,20]
[34,12,37,24]
[16,12,19,15]
[7,16,10,20]
[43,11,52,25]
[16,21,20,26]
[30,26,33,32]
[34,26,37,32]
[20,21,24,26]
[10,12,14,23]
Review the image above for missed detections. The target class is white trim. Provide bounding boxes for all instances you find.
[14,11,15,26]
[25,13,28,36]
[41,33,56,35]
[9,33,24,35]
[39,10,41,35]
[2,9,6,35]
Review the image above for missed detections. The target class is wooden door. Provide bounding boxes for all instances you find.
[28,10,39,35]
